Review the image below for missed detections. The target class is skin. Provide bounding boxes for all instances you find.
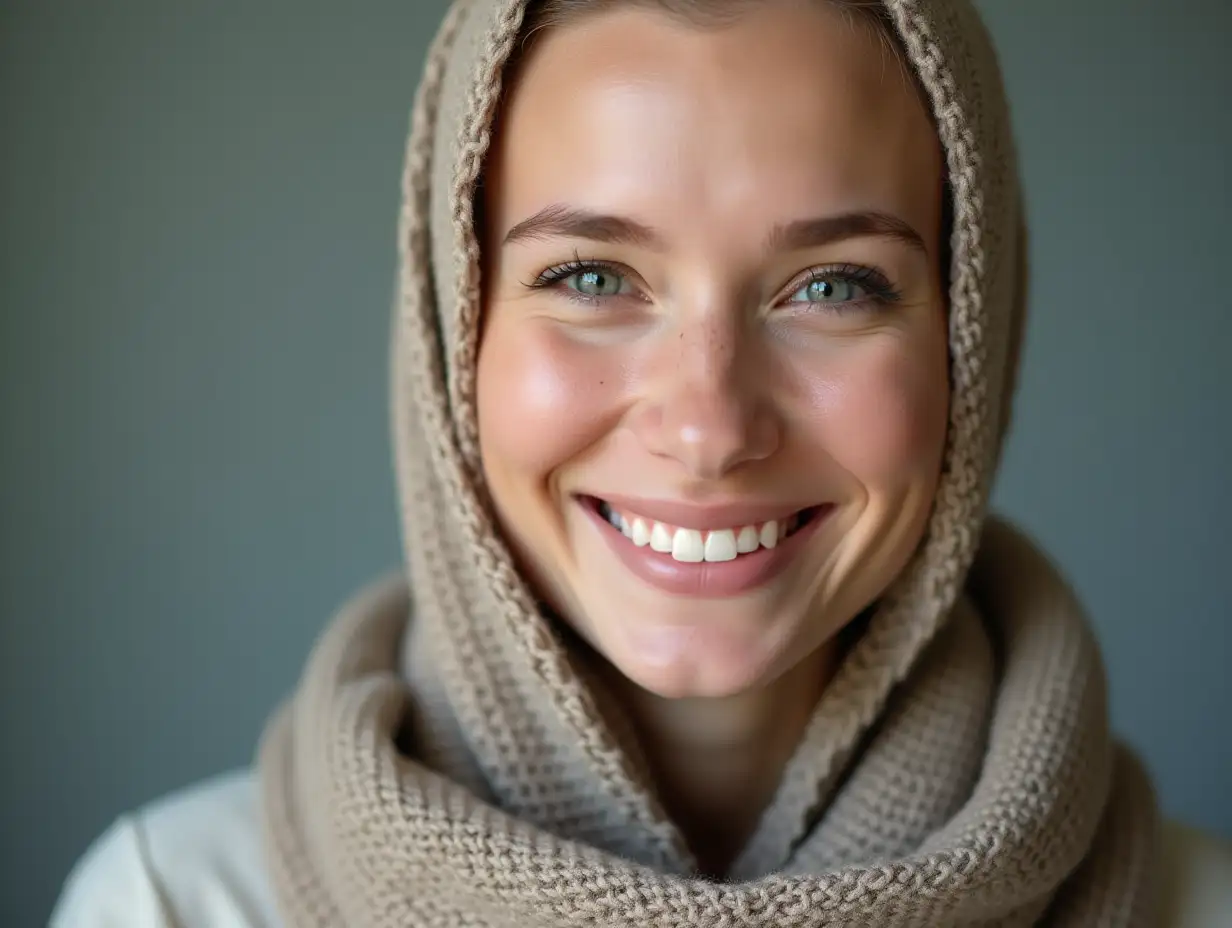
[476,1,948,872]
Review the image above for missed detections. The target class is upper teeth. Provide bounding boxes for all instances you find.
[603,504,792,563]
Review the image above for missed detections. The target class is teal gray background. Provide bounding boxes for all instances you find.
[2,0,1229,924]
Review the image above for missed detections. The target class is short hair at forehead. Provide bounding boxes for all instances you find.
[522,0,895,33]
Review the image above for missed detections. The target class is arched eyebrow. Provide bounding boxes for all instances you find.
[766,211,927,255]
[501,204,927,255]
[503,204,659,248]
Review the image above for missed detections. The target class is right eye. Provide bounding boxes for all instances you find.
[565,266,630,297]
[530,259,639,304]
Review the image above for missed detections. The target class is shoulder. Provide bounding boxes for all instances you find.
[51,769,280,928]
[1161,819,1232,927]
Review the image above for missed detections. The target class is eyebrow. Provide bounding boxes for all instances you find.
[503,204,659,248]
[501,203,928,255]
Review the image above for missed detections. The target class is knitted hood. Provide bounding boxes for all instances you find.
[390,0,1022,867]
[256,2,1157,925]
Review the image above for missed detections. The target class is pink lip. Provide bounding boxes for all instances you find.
[580,498,832,598]
[588,493,814,531]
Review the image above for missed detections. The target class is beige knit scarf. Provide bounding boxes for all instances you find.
[257,0,1159,924]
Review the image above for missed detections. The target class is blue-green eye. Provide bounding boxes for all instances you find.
[566,267,629,297]
[790,275,863,304]
[530,260,637,302]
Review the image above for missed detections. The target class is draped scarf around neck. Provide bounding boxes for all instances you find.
[257,0,1159,924]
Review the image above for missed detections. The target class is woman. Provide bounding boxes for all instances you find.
[52,0,1231,925]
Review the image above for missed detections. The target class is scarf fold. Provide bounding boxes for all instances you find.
[258,0,1159,923]
[258,520,1157,926]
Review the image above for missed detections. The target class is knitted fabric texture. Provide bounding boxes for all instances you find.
[257,0,1160,924]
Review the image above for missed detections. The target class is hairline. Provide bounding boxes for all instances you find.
[510,0,924,115]
[521,0,897,34]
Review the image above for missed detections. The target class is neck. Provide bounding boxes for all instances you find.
[601,644,838,877]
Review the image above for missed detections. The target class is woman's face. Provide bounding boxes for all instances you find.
[476,2,949,699]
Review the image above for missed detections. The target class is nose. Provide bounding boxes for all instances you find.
[630,318,781,480]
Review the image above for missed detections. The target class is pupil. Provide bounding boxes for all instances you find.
[811,279,834,299]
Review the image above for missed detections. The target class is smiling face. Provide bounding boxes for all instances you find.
[476,1,950,700]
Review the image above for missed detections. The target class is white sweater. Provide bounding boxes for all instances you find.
[51,770,1232,928]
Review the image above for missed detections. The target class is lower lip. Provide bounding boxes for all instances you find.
[581,499,831,598]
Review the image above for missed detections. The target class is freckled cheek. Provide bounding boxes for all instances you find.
[476,321,628,481]
[798,340,949,484]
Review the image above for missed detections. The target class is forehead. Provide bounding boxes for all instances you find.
[486,3,943,250]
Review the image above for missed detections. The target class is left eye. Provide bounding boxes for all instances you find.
[788,276,864,304]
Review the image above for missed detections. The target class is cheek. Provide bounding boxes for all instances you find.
[476,315,625,486]
[800,334,949,485]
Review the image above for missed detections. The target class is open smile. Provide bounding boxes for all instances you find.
[577,494,832,597]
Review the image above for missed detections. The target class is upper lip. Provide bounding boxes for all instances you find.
[584,493,822,531]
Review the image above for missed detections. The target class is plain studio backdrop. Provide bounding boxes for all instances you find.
[2,0,1229,924]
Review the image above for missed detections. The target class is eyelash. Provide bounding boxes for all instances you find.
[526,257,630,303]
[794,264,903,310]
[526,257,903,312]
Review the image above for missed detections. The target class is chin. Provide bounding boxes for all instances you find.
[614,658,771,702]
[589,601,795,700]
